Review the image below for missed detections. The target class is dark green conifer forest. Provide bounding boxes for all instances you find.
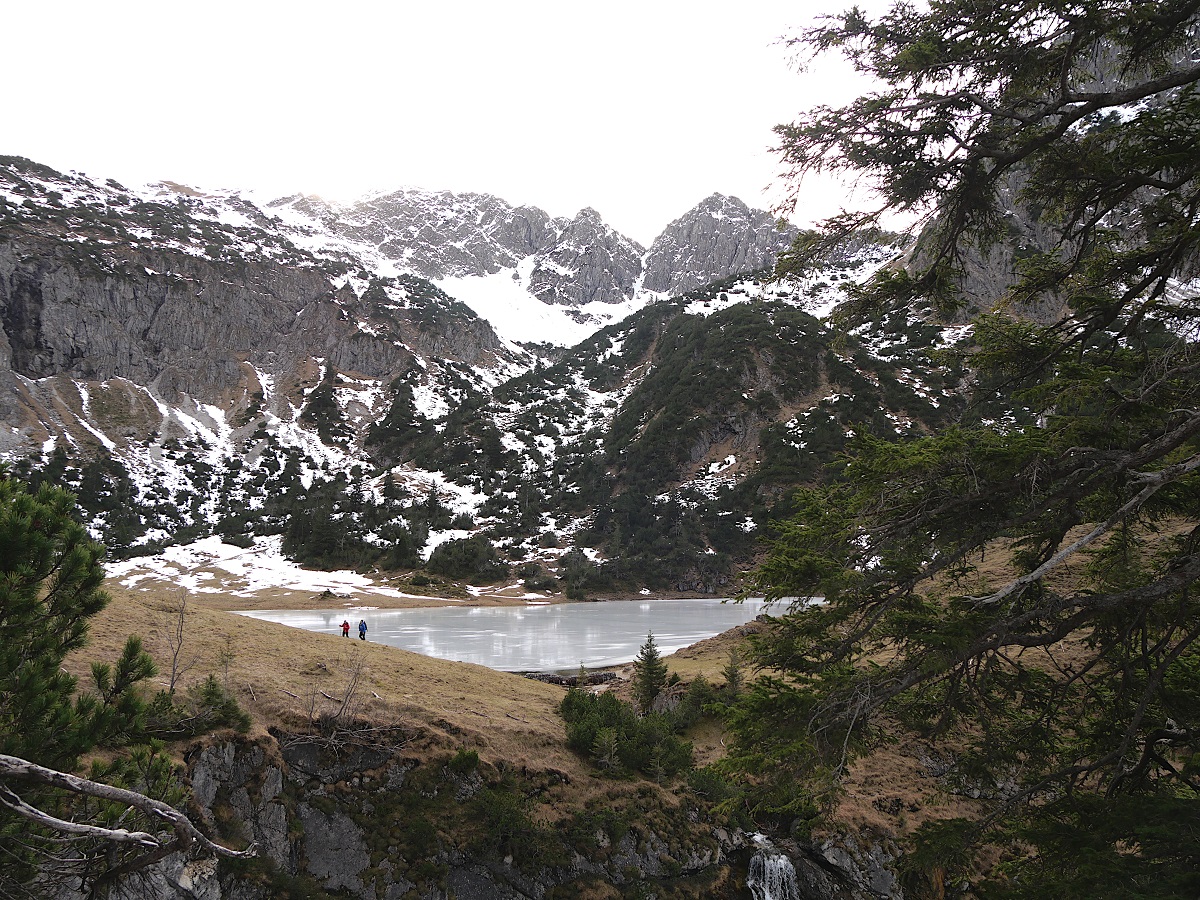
[728,0,1200,893]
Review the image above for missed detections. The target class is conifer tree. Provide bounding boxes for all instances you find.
[0,476,251,893]
[721,647,744,702]
[732,0,1200,891]
[299,362,349,443]
[632,631,669,715]
[1,478,118,769]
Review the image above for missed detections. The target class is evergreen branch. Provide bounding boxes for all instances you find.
[970,451,1200,608]
[806,547,1200,746]
[1108,616,1200,795]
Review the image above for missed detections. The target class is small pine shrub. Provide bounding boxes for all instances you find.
[559,687,693,779]
[145,676,250,738]
[448,748,480,775]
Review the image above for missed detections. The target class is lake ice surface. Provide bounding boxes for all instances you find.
[235,598,768,672]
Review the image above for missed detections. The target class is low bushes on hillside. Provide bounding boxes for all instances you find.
[559,686,697,780]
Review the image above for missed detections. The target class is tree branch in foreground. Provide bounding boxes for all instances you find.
[0,753,255,867]
[971,451,1200,607]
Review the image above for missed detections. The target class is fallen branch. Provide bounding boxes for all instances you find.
[0,783,159,847]
[279,689,298,699]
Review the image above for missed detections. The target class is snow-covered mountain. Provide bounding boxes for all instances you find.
[0,154,965,594]
[265,184,800,344]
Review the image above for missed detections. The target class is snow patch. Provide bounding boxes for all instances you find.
[438,267,654,347]
[108,535,424,601]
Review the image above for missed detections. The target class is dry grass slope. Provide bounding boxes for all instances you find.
[75,583,575,770]
[68,578,759,826]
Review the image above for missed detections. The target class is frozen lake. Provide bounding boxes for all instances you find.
[235,598,767,673]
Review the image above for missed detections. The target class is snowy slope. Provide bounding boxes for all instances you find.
[1,154,969,597]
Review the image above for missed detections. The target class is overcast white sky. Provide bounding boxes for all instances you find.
[5,1,877,246]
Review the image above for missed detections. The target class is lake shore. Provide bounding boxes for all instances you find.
[105,535,733,613]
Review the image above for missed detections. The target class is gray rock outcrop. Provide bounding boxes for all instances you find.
[527,207,645,306]
[277,190,559,280]
[188,740,293,869]
[643,193,798,295]
[171,730,757,900]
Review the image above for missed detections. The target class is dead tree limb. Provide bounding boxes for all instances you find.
[0,753,256,865]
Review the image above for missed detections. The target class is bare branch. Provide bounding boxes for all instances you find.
[160,588,197,696]
[0,784,159,848]
[0,753,255,866]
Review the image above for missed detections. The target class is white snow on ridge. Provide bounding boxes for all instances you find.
[371,465,486,520]
[422,528,472,559]
[682,279,791,316]
[411,379,451,421]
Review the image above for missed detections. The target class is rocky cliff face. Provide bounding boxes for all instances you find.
[643,194,798,296]
[527,207,645,306]
[903,169,1071,324]
[0,235,333,397]
[93,731,902,900]
[0,158,520,458]
[120,731,739,900]
[0,234,513,456]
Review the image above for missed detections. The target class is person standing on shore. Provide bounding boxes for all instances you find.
[358,619,368,641]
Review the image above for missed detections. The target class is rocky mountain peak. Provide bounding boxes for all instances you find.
[259,185,802,313]
[642,193,797,295]
[524,207,645,308]
[268,188,558,281]
[572,206,606,222]
[695,192,747,214]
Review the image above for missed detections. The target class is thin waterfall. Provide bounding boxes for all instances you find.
[747,834,800,900]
